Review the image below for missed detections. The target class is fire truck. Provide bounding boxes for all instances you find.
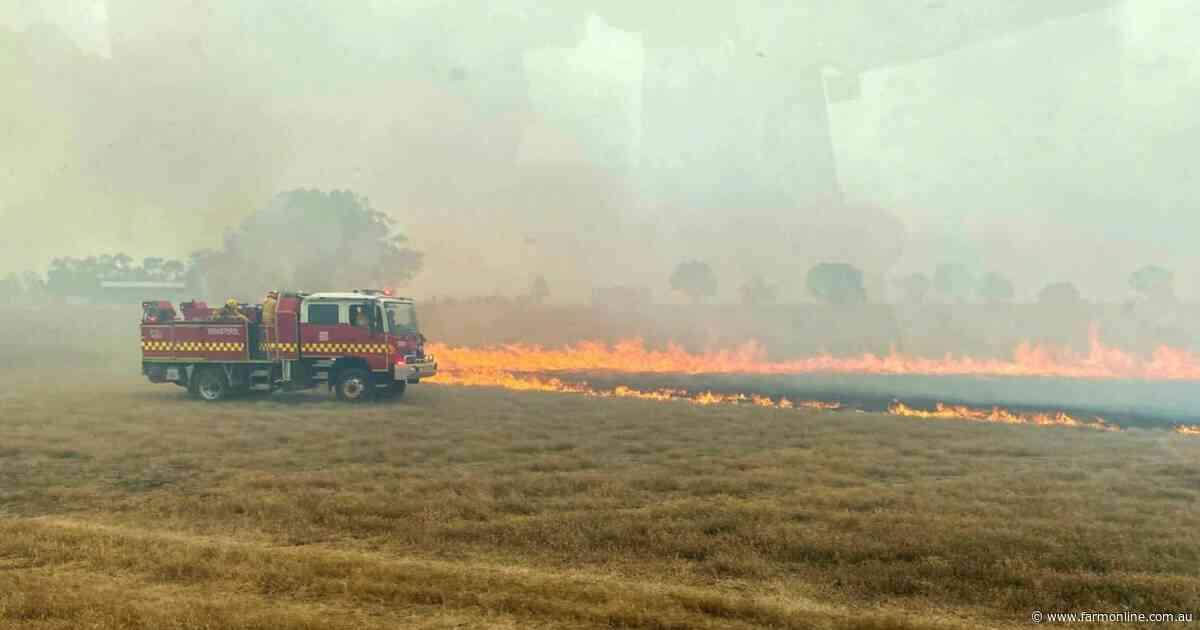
[140,289,437,402]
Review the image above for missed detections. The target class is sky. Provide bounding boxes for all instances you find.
[1,0,1197,301]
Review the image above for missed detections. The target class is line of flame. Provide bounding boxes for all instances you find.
[885,401,1117,431]
[427,325,1200,380]
[429,368,840,410]
[425,368,1200,434]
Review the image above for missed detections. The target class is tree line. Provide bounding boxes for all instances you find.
[2,189,422,304]
[665,259,1177,307]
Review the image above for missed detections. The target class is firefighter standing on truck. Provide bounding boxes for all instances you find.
[262,291,279,326]
[213,299,249,322]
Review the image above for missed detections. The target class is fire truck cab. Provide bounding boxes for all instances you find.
[141,289,437,402]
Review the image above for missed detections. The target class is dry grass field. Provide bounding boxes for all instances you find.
[1,305,1198,628]
[1,365,1198,629]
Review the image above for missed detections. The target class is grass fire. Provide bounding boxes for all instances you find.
[7,3,1200,627]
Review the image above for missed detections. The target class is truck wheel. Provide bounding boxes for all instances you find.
[194,368,229,402]
[335,368,373,402]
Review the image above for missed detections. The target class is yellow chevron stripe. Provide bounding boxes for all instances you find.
[258,342,299,353]
[301,343,387,354]
[142,341,246,353]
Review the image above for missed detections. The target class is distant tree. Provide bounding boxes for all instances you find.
[933,263,976,302]
[112,253,134,279]
[1038,281,1083,308]
[530,275,550,304]
[190,189,422,298]
[46,257,93,297]
[895,272,931,304]
[807,262,867,305]
[1129,265,1174,300]
[141,257,165,280]
[738,275,777,307]
[47,254,192,298]
[0,272,22,303]
[669,260,717,301]
[978,272,1015,303]
[21,271,46,299]
[161,259,187,281]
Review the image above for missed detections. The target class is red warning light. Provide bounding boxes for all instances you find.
[382,288,394,296]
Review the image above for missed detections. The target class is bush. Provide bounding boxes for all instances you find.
[1038,282,1083,308]
[1129,266,1173,300]
[895,273,930,304]
[978,272,1015,303]
[807,263,866,305]
[669,261,717,301]
[933,263,975,302]
[738,276,778,307]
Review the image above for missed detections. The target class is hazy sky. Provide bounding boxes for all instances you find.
[2,1,1196,300]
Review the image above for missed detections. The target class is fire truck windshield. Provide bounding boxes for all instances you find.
[382,301,417,334]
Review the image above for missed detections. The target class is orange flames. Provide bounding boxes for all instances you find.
[427,325,1200,380]
[886,401,1117,432]
[431,367,1127,430]
[431,368,841,410]
[429,367,1200,435]
[425,328,1200,435]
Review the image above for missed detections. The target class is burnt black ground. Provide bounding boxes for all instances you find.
[549,370,1200,430]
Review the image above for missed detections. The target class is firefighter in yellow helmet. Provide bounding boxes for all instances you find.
[213,298,249,322]
[261,290,279,327]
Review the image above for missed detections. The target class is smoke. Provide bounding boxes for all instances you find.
[2,1,1199,303]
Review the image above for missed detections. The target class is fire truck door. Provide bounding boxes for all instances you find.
[342,302,389,371]
[299,302,342,359]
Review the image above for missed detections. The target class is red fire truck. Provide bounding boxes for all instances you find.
[140,289,437,402]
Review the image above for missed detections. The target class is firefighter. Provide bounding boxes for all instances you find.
[262,290,279,326]
[213,298,249,322]
[354,307,369,328]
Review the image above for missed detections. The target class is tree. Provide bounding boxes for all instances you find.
[738,275,778,307]
[895,272,931,304]
[530,275,550,304]
[669,260,718,301]
[1129,265,1174,300]
[0,272,22,303]
[933,263,976,302]
[141,257,165,280]
[978,272,1015,303]
[161,259,187,281]
[806,262,867,305]
[190,189,423,298]
[46,254,193,299]
[1038,281,1083,308]
[21,271,46,300]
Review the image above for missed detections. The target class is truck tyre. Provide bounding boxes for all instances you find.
[335,368,373,402]
[194,368,229,402]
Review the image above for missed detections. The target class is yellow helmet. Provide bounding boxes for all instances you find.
[226,299,239,308]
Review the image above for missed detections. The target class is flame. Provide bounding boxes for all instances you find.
[887,401,1118,432]
[424,326,1200,435]
[431,367,840,409]
[427,325,1200,380]
[428,367,1136,431]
